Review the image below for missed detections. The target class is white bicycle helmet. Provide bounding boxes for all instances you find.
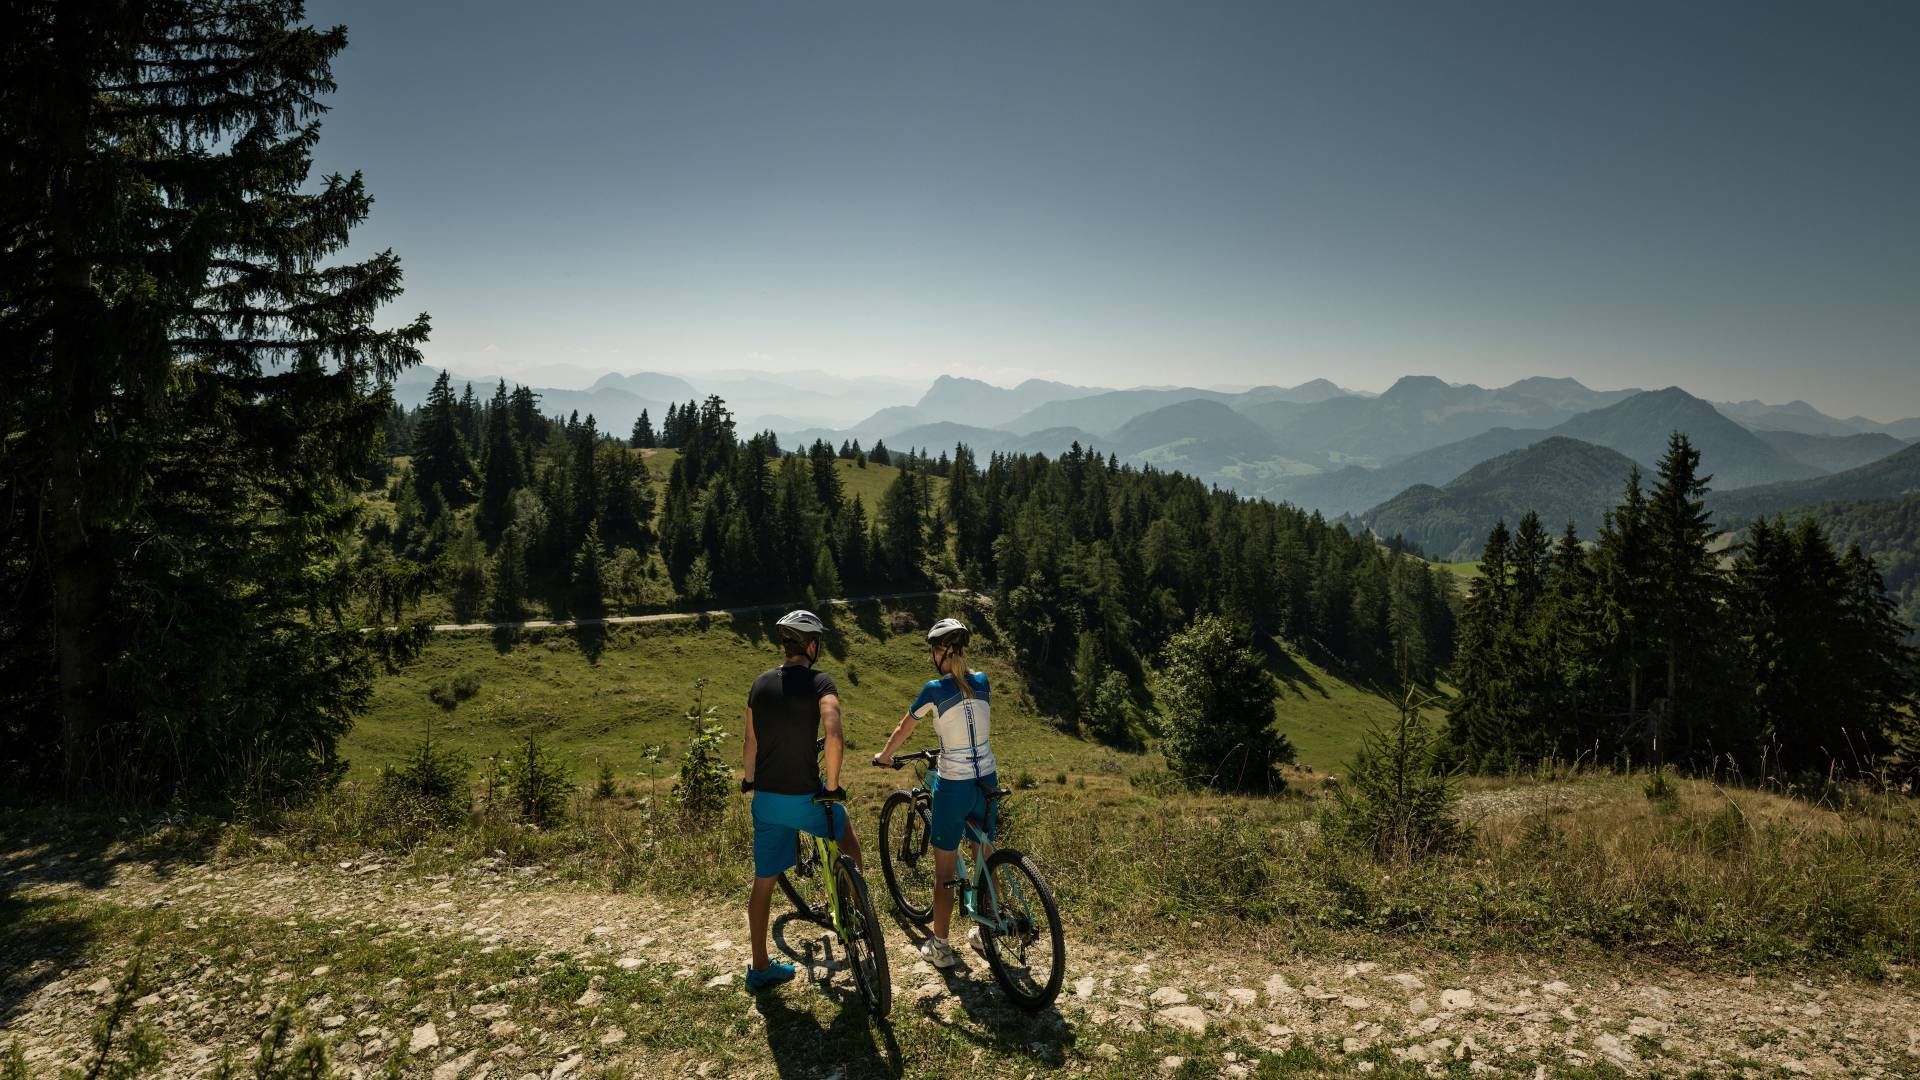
[776,609,827,644]
[926,618,971,648]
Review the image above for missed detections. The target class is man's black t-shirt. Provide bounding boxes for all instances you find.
[748,664,838,796]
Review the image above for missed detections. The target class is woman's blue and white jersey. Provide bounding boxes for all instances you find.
[910,672,995,781]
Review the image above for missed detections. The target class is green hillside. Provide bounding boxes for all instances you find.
[345,600,1410,784]
[1360,437,1637,560]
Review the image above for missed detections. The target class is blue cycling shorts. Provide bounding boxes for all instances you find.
[751,790,848,878]
[927,771,998,851]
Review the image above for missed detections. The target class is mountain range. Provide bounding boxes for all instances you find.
[390,364,1917,560]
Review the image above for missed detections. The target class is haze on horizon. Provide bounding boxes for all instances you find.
[311,1,1920,421]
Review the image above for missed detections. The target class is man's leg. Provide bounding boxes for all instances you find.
[749,875,779,970]
[836,805,862,870]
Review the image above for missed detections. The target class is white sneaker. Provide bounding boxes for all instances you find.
[966,926,987,957]
[920,936,959,969]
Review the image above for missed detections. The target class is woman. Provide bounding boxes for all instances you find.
[870,617,995,968]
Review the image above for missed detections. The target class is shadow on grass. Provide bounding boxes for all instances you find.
[572,622,607,664]
[887,914,1075,1067]
[761,910,903,1078]
[1259,641,1328,700]
[0,892,100,1030]
[0,816,223,1029]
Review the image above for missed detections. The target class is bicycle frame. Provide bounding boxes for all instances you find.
[913,774,1024,937]
[808,805,852,940]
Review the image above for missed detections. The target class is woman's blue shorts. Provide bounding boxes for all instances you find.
[927,771,998,851]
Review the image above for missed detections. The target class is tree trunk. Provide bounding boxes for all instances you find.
[48,426,114,791]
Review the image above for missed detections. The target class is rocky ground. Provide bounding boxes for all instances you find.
[3,838,1916,1079]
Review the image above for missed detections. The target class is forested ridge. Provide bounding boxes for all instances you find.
[372,380,1461,764]
[1447,433,1920,784]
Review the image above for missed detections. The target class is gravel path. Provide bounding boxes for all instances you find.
[4,843,1916,1078]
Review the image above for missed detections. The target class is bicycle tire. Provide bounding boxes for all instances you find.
[979,848,1066,1011]
[835,856,893,1017]
[877,790,935,923]
[776,834,824,922]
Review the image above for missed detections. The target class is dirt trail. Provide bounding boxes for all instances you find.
[4,844,1916,1078]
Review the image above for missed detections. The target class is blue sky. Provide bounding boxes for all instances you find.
[310,1,1920,419]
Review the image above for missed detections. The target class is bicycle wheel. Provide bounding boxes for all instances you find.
[979,848,1065,1011]
[776,834,824,922]
[835,856,892,1018]
[877,790,935,923]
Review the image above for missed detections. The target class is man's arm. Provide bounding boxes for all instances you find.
[820,693,843,791]
[741,705,757,787]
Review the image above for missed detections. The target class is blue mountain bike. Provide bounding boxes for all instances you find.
[877,748,1065,1011]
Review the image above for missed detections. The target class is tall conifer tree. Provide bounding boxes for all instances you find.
[2,0,429,797]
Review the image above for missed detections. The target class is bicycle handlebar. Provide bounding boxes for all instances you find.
[876,748,940,770]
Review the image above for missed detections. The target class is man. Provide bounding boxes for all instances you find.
[738,608,861,990]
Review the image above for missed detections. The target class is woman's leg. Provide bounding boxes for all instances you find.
[931,846,960,940]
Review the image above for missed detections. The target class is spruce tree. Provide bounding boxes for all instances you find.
[413,371,478,509]
[809,439,844,516]
[1644,433,1720,759]
[476,381,524,541]
[632,409,656,449]
[458,381,481,449]
[489,528,530,622]
[878,467,924,582]
[573,522,608,616]
[3,1,430,798]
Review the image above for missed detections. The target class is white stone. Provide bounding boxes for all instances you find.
[1264,974,1298,1001]
[1385,973,1425,990]
[432,1049,479,1080]
[1149,986,1188,1006]
[615,957,643,969]
[599,1028,627,1046]
[1593,1033,1635,1066]
[705,974,733,989]
[1226,988,1257,1007]
[573,989,603,1008]
[1158,1056,1184,1072]
[409,1022,440,1054]
[1156,1005,1208,1034]
[1440,988,1475,1011]
[550,1056,582,1080]
[1627,1016,1667,1038]
[1074,977,1096,1000]
[321,1015,347,1029]
[1541,980,1572,996]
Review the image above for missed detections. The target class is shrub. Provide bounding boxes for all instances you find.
[1013,770,1038,791]
[674,683,732,821]
[377,738,470,828]
[593,758,617,800]
[1644,764,1678,808]
[1085,670,1147,752]
[1156,615,1294,792]
[1325,685,1465,861]
[501,736,573,826]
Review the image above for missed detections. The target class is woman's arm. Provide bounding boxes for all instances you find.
[871,711,919,767]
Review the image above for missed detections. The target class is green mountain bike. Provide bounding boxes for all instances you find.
[773,739,892,1017]
[876,748,1065,1011]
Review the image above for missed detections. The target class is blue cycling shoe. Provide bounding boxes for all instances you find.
[744,961,796,991]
